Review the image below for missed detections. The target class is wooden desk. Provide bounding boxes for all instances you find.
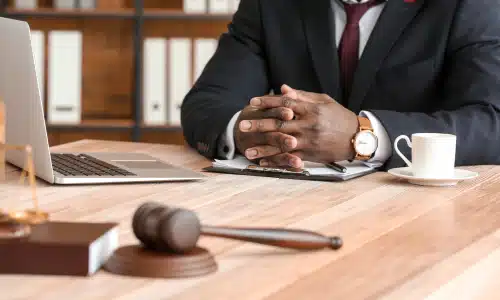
[1,139,500,300]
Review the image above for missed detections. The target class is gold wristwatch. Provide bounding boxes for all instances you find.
[351,116,378,161]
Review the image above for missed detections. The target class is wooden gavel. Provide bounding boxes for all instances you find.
[132,202,343,253]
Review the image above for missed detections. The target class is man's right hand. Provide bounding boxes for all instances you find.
[234,97,299,162]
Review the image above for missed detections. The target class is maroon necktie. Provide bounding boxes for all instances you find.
[338,0,381,100]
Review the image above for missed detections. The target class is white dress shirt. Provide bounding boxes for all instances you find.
[217,0,392,167]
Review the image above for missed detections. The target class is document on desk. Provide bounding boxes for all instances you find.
[204,155,377,181]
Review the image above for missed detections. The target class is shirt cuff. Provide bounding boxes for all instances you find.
[359,110,392,168]
[217,111,241,159]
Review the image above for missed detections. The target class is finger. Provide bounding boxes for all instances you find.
[243,106,294,121]
[260,152,305,169]
[280,84,309,100]
[264,131,299,151]
[239,119,308,133]
[249,96,310,115]
[281,84,295,96]
[244,132,298,160]
[280,84,303,103]
[245,145,282,160]
[273,91,300,119]
[281,84,329,103]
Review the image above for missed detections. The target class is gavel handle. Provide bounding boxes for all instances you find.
[201,226,342,250]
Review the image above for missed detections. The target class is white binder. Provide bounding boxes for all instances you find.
[168,38,191,126]
[209,0,229,13]
[30,30,45,104]
[183,0,206,14]
[14,0,38,9]
[48,31,82,124]
[194,38,217,82]
[78,0,96,9]
[143,38,168,126]
[54,0,75,9]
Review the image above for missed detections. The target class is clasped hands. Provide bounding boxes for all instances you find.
[234,85,359,169]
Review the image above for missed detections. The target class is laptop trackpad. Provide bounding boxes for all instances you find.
[112,160,173,170]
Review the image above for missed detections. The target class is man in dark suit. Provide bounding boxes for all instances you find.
[181,0,500,170]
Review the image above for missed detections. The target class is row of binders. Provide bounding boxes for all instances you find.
[184,0,240,14]
[142,37,218,126]
[14,0,96,9]
[30,31,218,126]
[14,0,241,14]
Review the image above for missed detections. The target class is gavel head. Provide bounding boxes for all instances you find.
[132,202,201,254]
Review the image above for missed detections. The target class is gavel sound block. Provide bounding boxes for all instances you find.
[104,202,343,279]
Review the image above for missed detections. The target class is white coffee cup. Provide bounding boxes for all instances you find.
[394,133,457,178]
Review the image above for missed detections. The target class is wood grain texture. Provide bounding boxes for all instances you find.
[1,139,499,300]
[80,19,135,120]
[143,0,183,10]
[0,101,5,181]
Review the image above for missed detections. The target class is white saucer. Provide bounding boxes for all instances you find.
[387,167,479,186]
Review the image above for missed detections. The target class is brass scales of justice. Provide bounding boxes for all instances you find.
[0,100,49,238]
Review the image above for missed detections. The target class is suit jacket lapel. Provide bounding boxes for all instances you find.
[347,0,426,113]
[300,0,343,103]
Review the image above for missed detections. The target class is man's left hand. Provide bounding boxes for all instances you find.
[240,86,359,168]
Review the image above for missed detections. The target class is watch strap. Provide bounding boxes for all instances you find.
[353,116,375,161]
[358,116,372,131]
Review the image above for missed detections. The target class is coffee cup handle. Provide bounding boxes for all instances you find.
[394,135,412,168]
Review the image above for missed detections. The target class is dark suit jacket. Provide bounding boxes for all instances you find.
[181,0,500,170]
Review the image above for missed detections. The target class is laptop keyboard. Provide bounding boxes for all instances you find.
[51,153,136,177]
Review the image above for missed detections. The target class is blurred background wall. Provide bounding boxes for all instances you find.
[1,0,237,146]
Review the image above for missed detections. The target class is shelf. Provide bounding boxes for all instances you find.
[1,8,136,19]
[140,124,183,132]
[4,2,223,147]
[1,8,235,21]
[142,10,234,20]
[47,119,135,131]
[45,120,183,132]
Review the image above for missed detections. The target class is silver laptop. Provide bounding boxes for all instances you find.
[0,17,205,184]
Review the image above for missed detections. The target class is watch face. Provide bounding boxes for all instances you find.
[354,131,378,156]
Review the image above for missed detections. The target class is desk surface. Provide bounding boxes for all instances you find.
[2,139,500,300]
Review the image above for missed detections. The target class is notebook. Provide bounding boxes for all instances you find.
[204,155,377,181]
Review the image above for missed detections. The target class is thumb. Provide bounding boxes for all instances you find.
[282,84,319,103]
[281,84,299,100]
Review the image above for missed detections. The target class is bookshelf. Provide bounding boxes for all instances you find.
[0,0,233,146]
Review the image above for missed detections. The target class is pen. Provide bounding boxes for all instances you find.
[326,162,347,173]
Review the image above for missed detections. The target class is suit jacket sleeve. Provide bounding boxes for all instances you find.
[181,0,269,159]
[370,0,500,170]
